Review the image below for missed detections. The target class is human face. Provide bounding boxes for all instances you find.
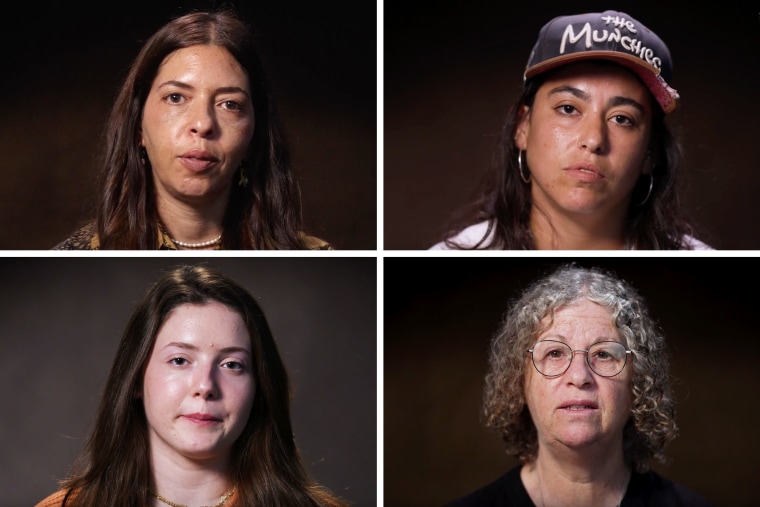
[142,302,256,463]
[141,45,255,207]
[524,299,633,453]
[515,62,653,218]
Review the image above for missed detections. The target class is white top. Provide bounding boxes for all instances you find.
[429,221,713,250]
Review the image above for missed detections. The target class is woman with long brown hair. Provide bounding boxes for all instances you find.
[431,10,710,250]
[35,265,347,506]
[53,9,331,250]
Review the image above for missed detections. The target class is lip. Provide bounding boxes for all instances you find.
[182,412,223,425]
[558,399,599,411]
[178,150,219,172]
[564,162,604,183]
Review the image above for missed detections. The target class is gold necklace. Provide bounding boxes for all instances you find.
[150,487,235,507]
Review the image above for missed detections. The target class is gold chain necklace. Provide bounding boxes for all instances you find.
[150,487,235,507]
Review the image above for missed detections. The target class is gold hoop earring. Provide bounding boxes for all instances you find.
[518,150,531,184]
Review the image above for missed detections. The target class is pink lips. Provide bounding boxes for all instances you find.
[182,413,222,426]
[178,150,218,172]
[564,162,604,183]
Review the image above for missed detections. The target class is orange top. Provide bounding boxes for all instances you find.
[35,490,68,507]
[35,489,241,507]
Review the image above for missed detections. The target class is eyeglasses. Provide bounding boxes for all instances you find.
[527,340,631,378]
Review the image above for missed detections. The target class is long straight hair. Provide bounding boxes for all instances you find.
[60,265,347,506]
[95,9,310,249]
[439,63,697,250]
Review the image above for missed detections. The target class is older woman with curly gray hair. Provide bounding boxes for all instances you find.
[444,264,713,507]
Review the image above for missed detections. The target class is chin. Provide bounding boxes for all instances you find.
[179,442,229,461]
[555,427,605,449]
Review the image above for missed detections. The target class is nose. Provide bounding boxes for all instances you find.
[188,101,216,138]
[565,349,594,387]
[193,364,219,400]
[578,114,608,154]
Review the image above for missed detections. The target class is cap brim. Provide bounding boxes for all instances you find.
[525,51,678,114]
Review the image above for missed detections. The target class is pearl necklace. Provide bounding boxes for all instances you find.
[170,233,223,249]
[158,223,223,249]
[151,487,235,507]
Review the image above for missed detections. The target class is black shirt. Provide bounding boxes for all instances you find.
[444,466,714,507]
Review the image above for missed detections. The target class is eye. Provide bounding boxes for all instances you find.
[611,114,634,126]
[557,104,578,115]
[165,93,185,104]
[169,357,189,366]
[221,100,243,111]
[222,360,245,371]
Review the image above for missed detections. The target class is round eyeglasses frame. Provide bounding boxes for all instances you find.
[527,339,632,378]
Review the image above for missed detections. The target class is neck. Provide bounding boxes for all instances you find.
[149,443,233,507]
[157,194,226,249]
[522,445,630,507]
[529,204,628,250]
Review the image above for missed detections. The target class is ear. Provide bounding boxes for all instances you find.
[514,105,530,150]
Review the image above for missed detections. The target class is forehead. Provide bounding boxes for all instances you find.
[155,301,250,345]
[543,299,615,330]
[537,61,652,104]
[154,44,250,89]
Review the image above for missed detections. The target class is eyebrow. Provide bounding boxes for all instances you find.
[548,85,645,114]
[157,80,251,98]
[540,335,622,345]
[162,341,252,356]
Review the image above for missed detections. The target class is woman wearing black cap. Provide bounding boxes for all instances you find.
[430,11,711,250]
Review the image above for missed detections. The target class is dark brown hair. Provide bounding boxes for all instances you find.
[95,9,311,249]
[439,62,697,250]
[60,265,347,506]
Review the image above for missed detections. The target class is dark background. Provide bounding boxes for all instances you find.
[384,257,760,507]
[0,1,377,250]
[384,1,760,249]
[0,257,376,507]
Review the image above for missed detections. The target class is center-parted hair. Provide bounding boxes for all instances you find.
[483,264,678,472]
[439,62,696,250]
[60,265,346,506]
[96,9,310,249]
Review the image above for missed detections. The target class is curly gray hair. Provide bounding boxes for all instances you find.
[483,264,678,472]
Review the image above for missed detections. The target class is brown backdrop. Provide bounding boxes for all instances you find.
[0,257,377,507]
[384,1,760,249]
[0,1,377,250]
[385,257,760,507]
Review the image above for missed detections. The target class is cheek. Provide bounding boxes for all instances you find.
[143,369,181,408]
[523,371,545,417]
[226,122,255,161]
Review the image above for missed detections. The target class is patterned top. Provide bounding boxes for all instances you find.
[53,222,333,250]
[35,488,243,507]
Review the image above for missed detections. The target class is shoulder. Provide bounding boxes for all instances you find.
[429,221,494,250]
[626,470,714,507]
[299,232,334,250]
[443,466,532,507]
[52,222,99,250]
[680,234,713,250]
[35,489,69,507]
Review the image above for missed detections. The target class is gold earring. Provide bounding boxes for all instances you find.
[238,164,249,187]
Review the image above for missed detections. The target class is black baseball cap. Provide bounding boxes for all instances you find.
[524,10,679,114]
